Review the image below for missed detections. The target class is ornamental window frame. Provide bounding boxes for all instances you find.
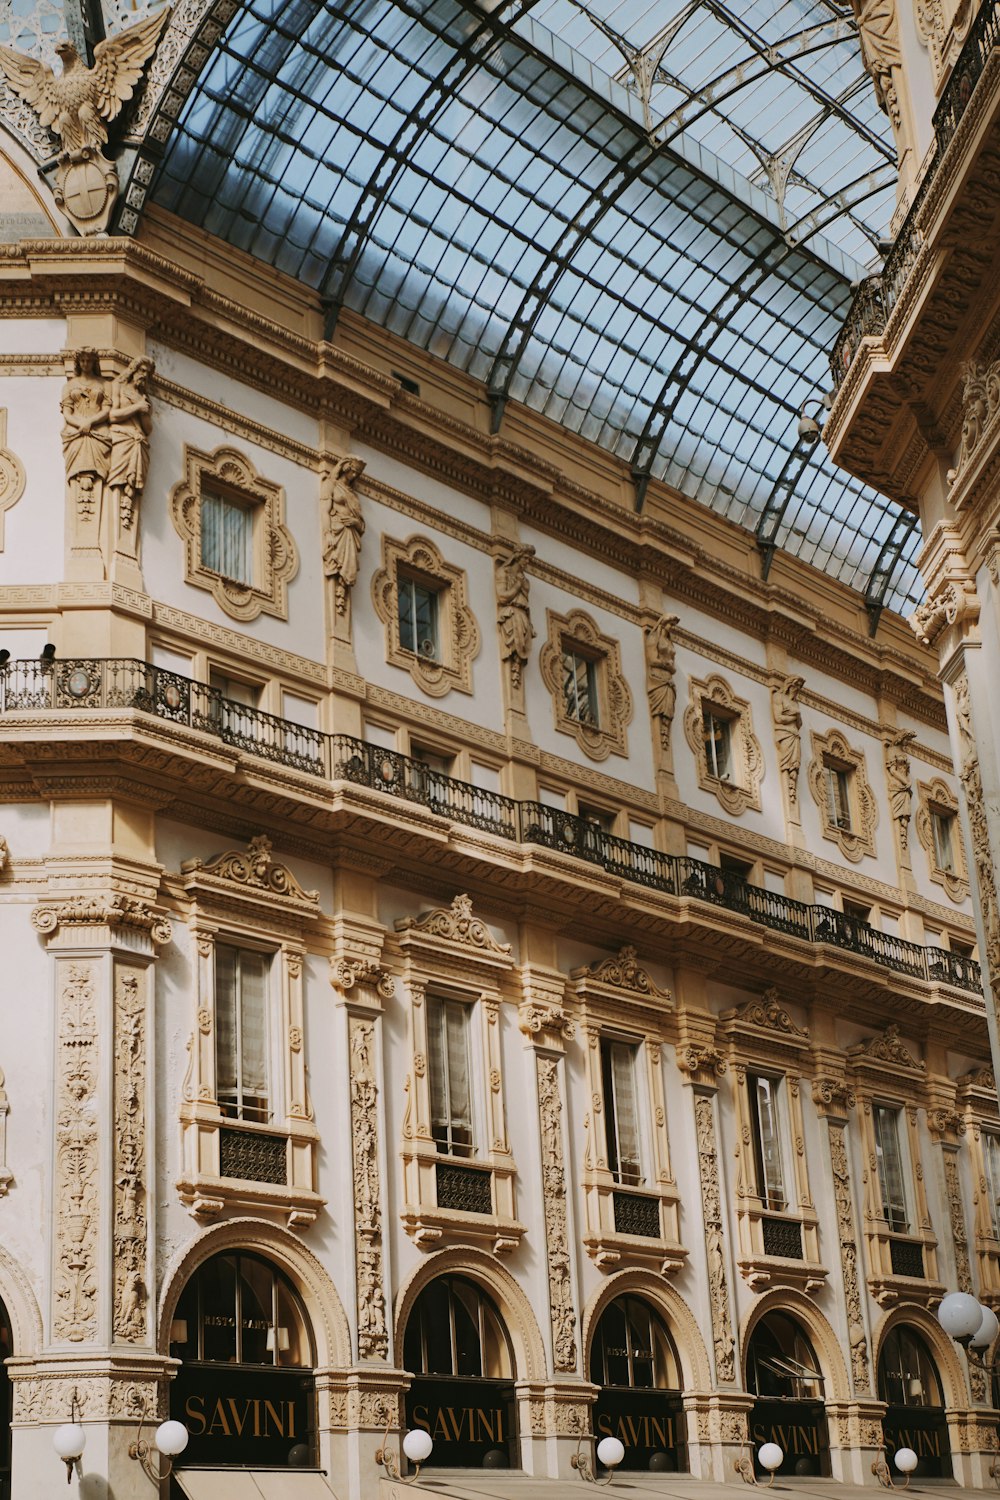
[719,991,824,1291]
[570,948,684,1274]
[170,445,298,622]
[848,1027,940,1306]
[683,674,763,816]
[372,534,480,697]
[915,778,969,902]
[807,728,878,863]
[394,895,522,1254]
[177,836,323,1229]
[539,609,632,761]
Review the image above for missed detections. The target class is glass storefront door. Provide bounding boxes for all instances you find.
[589,1296,686,1472]
[878,1326,951,1478]
[746,1312,829,1476]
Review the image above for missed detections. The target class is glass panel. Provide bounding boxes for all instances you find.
[748,1312,824,1398]
[602,1039,643,1186]
[239,950,269,1122]
[590,1297,681,1389]
[451,1280,484,1378]
[703,709,732,779]
[239,1255,273,1365]
[427,999,475,1157]
[398,575,439,657]
[200,1255,238,1364]
[215,944,238,1114]
[627,1300,655,1389]
[931,812,955,872]
[275,1280,311,1367]
[750,1074,786,1212]
[202,492,253,584]
[403,1278,511,1378]
[874,1106,909,1232]
[562,650,598,725]
[877,1327,943,1406]
[825,765,852,829]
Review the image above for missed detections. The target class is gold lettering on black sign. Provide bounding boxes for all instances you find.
[888,1430,942,1457]
[183,1394,297,1439]
[751,1423,820,1455]
[596,1413,676,1448]
[410,1405,505,1443]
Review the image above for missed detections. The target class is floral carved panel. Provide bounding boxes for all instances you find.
[54,963,99,1343]
[683,673,763,816]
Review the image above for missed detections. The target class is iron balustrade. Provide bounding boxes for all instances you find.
[2,657,982,996]
[831,0,1000,390]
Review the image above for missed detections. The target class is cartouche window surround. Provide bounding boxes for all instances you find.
[371,534,480,697]
[915,777,969,902]
[958,1067,1000,1296]
[170,444,298,622]
[394,894,522,1254]
[847,1025,942,1307]
[682,673,763,816]
[807,728,878,863]
[719,989,825,1291]
[539,608,632,761]
[569,946,685,1274]
[177,835,323,1229]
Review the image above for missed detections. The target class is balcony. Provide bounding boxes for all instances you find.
[1,657,981,997]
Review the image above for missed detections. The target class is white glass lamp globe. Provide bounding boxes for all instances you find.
[53,1423,86,1462]
[155,1420,189,1457]
[758,1443,784,1473]
[937,1291,984,1340]
[596,1436,626,1469]
[972,1305,1000,1350]
[894,1448,918,1475]
[402,1429,434,1465]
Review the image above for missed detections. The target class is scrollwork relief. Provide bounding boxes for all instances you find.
[113,968,147,1343]
[537,1056,577,1372]
[350,1018,387,1360]
[694,1092,735,1382]
[395,893,510,954]
[829,1123,871,1392]
[54,964,99,1342]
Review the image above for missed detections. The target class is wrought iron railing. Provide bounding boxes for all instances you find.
[831,0,1000,389]
[2,657,982,996]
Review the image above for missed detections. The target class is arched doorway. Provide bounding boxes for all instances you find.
[878,1325,951,1477]
[402,1275,517,1469]
[746,1311,829,1476]
[168,1251,316,1471]
[588,1295,686,1472]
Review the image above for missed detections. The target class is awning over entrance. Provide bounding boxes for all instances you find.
[175,1468,338,1498]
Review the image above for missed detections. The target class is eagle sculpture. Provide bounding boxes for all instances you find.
[0,8,170,155]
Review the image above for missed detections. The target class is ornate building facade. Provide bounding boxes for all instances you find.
[0,0,998,1495]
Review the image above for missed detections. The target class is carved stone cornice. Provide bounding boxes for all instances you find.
[812,1076,857,1118]
[32,895,171,947]
[676,1042,727,1087]
[720,987,809,1062]
[518,1003,575,1045]
[926,1106,966,1144]
[331,957,395,1003]
[570,945,672,1009]
[181,835,320,923]
[395,893,510,957]
[958,1065,997,1111]
[848,1024,925,1086]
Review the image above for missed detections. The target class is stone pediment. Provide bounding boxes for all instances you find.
[849,1023,924,1075]
[720,988,808,1057]
[570,945,671,1008]
[395,894,511,960]
[181,835,320,922]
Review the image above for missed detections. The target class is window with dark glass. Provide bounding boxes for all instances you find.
[427,997,475,1157]
[589,1296,680,1390]
[930,809,956,873]
[398,573,439,659]
[873,1104,909,1232]
[983,1132,1000,1237]
[749,1073,786,1212]
[201,490,254,584]
[562,646,599,726]
[746,1312,824,1401]
[601,1038,643,1186]
[216,944,270,1122]
[170,1252,313,1368]
[877,1326,944,1408]
[824,761,852,831]
[703,706,733,780]
[403,1276,513,1380]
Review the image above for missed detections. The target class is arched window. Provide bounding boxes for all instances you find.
[588,1297,686,1473]
[402,1277,516,1469]
[877,1327,944,1407]
[746,1313,828,1477]
[168,1252,316,1471]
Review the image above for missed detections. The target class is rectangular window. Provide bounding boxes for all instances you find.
[703,707,733,780]
[824,763,852,830]
[601,1038,644,1186]
[398,574,439,659]
[562,648,599,726]
[931,809,956,873]
[983,1132,1000,1237]
[749,1073,786,1212]
[202,491,254,584]
[873,1105,909,1232]
[427,998,475,1157]
[215,944,270,1122]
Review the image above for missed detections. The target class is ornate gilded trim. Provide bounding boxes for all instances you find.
[371,533,480,697]
[915,777,969,902]
[807,727,878,863]
[539,608,632,762]
[170,444,298,622]
[683,673,763,816]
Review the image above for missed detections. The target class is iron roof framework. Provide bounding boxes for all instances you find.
[15,0,924,611]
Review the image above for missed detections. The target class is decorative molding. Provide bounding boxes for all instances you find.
[771,674,804,806]
[539,607,632,762]
[812,1076,856,1116]
[955,673,1000,1002]
[332,958,395,1001]
[181,835,320,916]
[349,1018,387,1360]
[371,532,480,697]
[883,729,916,852]
[644,613,678,752]
[518,1003,575,1043]
[944,1151,973,1297]
[694,1092,735,1382]
[948,358,1000,488]
[916,776,970,903]
[32,895,171,944]
[0,408,25,549]
[537,1055,577,1372]
[321,456,366,618]
[53,964,99,1342]
[494,543,535,692]
[169,443,298,621]
[152,376,319,469]
[395,893,510,956]
[113,967,148,1343]
[829,1122,871,1392]
[807,727,878,863]
[683,672,763,816]
[723,988,808,1041]
[909,578,980,646]
[151,598,327,683]
[572,945,671,1007]
[850,1024,924,1074]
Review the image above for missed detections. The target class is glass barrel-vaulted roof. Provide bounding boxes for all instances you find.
[148,0,924,612]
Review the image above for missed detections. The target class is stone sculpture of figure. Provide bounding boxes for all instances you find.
[321,455,366,615]
[60,348,110,519]
[851,0,903,125]
[107,356,153,532]
[771,674,804,804]
[884,729,916,848]
[495,543,535,689]
[645,613,679,750]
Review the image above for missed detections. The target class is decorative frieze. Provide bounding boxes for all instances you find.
[771,674,804,807]
[53,963,99,1343]
[829,1122,871,1392]
[113,967,148,1344]
[694,1092,735,1382]
[537,1055,577,1372]
[349,1017,387,1361]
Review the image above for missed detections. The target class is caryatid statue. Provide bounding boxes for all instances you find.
[61,348,111,525]
[884,728,916,850]
[107,356,154,539]
[321,455,366,616]
[645,613,679,750]
[495,544,535,689]
[771,674,804,805]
